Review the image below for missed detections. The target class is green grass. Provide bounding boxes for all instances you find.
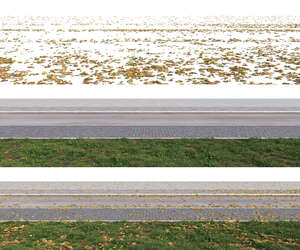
[0,138,300,166]
[0,221,299,249]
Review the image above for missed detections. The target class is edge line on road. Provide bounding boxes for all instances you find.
[1,110,300,113]
[1,193,299,197]
[0,137,296,139]
[0,219,292,222]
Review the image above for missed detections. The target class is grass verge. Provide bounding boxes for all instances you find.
[0,221,299,249]
[0,138,299,167]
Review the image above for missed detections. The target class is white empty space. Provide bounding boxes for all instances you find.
[1,0,300,16]
[0,168,299,181]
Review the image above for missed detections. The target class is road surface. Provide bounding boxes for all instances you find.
[0,182,299,221]
[1,99,300,138]
[1,99,300,111]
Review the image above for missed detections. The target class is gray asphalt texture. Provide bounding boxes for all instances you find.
[2,113,300,126]
[1,99,300,111]
[0,182,299,221]
[1,99,300,138]
[1,182,299,194]
[1,194,299,208]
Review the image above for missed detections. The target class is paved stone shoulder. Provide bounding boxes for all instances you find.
[1,126,300,138]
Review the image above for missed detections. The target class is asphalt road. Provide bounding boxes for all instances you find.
[0,182,299,221]
[1,99,300,111]
[0,113,300,138]
[2,112,300,126]
[1,182,299,194]
[1,99,300,138]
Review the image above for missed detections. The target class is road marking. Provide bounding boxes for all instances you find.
[0,137,295,140]
[1,193,299,197]
[0,219,293,222]
[1,110,300,113]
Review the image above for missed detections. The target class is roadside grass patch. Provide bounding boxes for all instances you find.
[0,138,299,166]
[0,221,299,249]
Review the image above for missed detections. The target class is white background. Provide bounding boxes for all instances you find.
[1,168,299,181]
[1,0,300,16]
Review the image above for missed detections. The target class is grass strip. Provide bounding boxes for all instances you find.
[0,138,299,167]
[0,221,299,249]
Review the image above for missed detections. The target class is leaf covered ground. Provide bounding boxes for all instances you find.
[0,221,299,249]
[0,16,299,86]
